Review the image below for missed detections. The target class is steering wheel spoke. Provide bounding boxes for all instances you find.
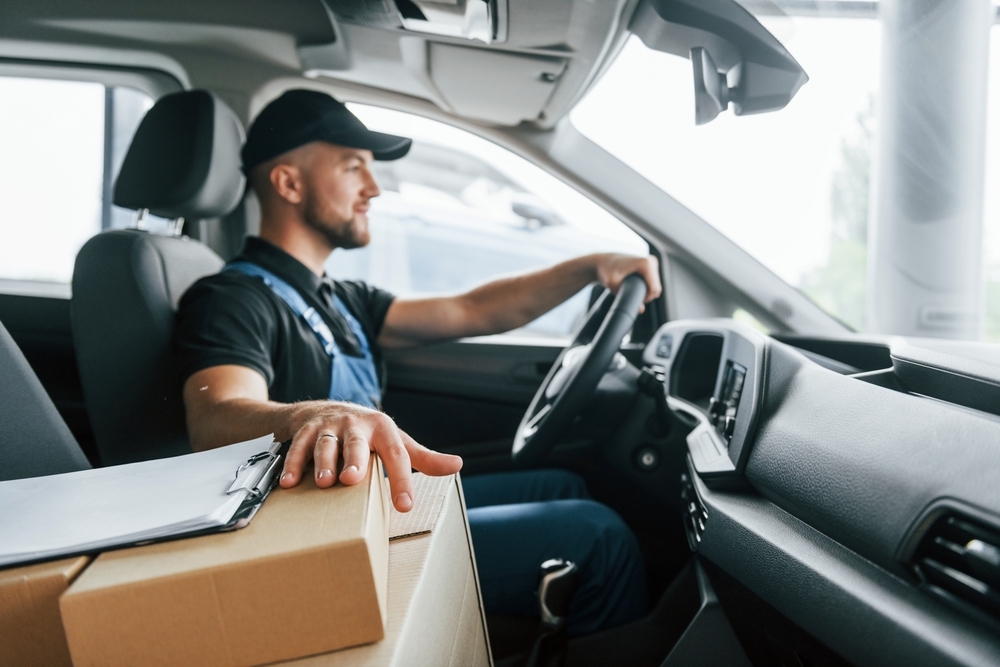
[511,274,649,466]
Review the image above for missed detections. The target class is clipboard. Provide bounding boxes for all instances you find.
[0,435,290,569]
[218,440,288,531]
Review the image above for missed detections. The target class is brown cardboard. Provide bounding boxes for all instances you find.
[60,457,389,667]
[281,473,492,667]
[0,555,89,667]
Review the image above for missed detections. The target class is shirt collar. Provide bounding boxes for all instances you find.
[238,237,324,296]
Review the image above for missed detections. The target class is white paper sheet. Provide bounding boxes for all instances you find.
[0,434,277,567]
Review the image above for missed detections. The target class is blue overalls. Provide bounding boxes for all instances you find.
[224,262,381,408]
[223,261,648,635]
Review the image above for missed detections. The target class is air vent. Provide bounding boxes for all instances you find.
[910,513,1000,621]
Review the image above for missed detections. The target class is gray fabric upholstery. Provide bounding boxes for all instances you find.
[72,90,245,465]
[72,231,224,465]
[0,318,90,481]
[113,90,246,220]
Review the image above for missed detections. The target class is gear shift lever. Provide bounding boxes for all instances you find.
[539,559,579,629]
[524,559,579,667]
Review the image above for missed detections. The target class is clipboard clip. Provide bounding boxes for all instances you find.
[227,448,282,498]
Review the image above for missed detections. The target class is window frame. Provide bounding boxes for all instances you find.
[0,62,182,298]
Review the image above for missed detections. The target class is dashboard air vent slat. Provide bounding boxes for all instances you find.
[911,513,1000,622]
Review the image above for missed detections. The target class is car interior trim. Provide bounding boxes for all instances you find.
[691,462,1000,667]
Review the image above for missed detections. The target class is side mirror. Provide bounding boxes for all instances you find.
[512,201,561,229]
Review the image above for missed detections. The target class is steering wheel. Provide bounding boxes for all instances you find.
[512,274,648,466]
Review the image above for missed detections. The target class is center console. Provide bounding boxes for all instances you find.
[642,320,768,488]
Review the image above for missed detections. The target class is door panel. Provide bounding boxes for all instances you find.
[382,337,563,473]
[0,293,98,464]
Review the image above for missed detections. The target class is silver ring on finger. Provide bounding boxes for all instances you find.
[318,433,338,440]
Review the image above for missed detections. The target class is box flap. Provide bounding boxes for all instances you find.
[389,474,452,540]
[0,556,89,667]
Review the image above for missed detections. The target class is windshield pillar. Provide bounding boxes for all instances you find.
[868,0,993,339]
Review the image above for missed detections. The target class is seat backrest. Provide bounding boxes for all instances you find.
[71,90,245,465]
[0,318,91,480]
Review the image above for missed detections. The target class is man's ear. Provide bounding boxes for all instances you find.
[270,163,305,205]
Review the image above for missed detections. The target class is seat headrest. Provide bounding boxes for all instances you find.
[114,90,246,220]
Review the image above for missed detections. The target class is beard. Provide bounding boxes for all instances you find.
[302,188,371,250]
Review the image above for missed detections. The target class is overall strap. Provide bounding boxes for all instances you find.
[223,261,381,409]
[331,295,373,356]
[224,262,336,356]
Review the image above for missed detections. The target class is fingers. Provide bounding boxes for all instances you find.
[280,405,462,514]
[281,420,318,488]
[596,253,662,303]
[339,424,371,486]
[370,417,416,512]
[313,432,339,488]
[641,255,663,303]
[401,430,463,477]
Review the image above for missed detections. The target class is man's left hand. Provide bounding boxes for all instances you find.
[594,254,662,312]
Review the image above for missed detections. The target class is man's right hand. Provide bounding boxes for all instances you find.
[183,365,463,513]
[280,401,463,512]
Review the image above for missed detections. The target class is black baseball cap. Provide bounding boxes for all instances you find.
[241,89,412,174]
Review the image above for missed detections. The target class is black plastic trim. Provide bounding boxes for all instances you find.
[691,463,1000,667]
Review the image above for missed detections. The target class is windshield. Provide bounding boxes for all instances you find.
[572,3,1000,341]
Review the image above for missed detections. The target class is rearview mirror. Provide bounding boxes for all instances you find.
[631,0,808,125]
[691,47,730,125]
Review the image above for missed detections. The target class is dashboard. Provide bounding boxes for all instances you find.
[641,319,1000,667]
[642,320,765,484]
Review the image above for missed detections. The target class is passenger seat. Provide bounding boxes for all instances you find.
[71,90,245,465]
[0,317,90,480]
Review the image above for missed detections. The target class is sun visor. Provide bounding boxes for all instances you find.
[398,40,566,126]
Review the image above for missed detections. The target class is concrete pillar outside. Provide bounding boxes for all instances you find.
[867,0,993,339]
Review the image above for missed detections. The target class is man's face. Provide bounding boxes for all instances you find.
[300,143,381,250]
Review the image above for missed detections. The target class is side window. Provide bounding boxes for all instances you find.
[0,76,154,290]
[327,105,648,339]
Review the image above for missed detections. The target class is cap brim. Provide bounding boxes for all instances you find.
[326,128,412,161]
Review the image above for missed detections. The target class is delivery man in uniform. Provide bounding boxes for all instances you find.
[176,89,661,635]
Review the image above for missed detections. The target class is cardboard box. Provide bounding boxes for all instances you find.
[60,457,389,667]
[281,473,492,667]
[0,556,89,667]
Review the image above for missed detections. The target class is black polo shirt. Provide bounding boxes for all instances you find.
[175,237,395,403]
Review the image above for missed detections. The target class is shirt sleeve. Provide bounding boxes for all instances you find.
[174,274,280,387]
[336,281,396,337]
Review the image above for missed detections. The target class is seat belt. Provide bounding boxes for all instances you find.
[223,262,381,409]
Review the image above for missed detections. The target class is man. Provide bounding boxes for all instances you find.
[176,89,661,635]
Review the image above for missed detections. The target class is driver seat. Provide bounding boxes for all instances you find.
[71,90,245,465]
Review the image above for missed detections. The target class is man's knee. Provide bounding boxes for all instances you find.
[548,500,641,566]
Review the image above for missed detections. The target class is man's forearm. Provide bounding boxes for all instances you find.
[187,397,320,451]
[458,254,599,335]
[379,252,660,348]
[379,255,601,347]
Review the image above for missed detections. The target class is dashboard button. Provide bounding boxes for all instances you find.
[655,334,673,359]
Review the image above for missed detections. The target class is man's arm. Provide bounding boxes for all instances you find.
[183,364,463,512]
[378,252,662,349]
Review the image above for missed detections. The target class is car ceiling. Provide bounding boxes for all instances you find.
[0,0,637,127]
